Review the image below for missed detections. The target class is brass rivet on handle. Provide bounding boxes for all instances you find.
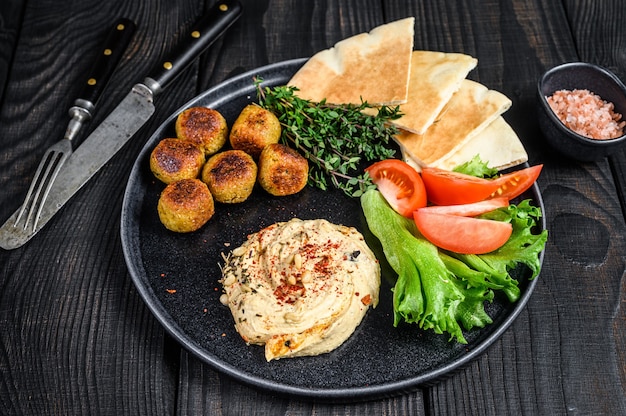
[104,48,112,56]
[219,3,228,11]
[191,31,200,39]
[88,78,97,86]
[117,23,125,31]
[163,62,173,70]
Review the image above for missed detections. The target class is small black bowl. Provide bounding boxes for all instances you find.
[537,62,626,161]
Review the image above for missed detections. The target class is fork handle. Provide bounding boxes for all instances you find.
[74,17,136,115]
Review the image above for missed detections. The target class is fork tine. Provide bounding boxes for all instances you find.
[14,150,67,231]
[14,151,56,227]
[31,152,68,230]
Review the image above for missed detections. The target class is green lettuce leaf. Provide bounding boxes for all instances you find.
[360,190,548,344]
[453,155,499,178]
[361,189,467,343]
[451,200,548,302]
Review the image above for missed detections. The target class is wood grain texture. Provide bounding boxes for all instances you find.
[0,0,205,414]
[563,0,626,411]
[0,0,625,415]
[0,0,24,102]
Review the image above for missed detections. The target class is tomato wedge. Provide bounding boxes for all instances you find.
[490,165,543,200]
[417,197,509,217]
[421,165,542,205]
[421,167,500,205]
[413,210,513,254]
[366,159,427,217]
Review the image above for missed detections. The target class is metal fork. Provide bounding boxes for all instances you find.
[14,111,87,231]
[12,17,136,232]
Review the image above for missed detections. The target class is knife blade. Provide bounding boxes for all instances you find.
[0,0,243,250]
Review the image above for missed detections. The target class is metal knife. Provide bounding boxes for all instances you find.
[0,0,243,250]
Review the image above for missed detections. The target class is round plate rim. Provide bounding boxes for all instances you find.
[120,58,544,401]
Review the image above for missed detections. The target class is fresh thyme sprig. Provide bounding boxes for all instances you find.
[255,78,401,197]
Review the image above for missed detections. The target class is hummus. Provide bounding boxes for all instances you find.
[220,218,380,361]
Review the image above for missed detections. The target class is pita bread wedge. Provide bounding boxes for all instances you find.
[287,17,414,106]
[429,116,528,170]
[394,79,512,166]
[391,51,477,134]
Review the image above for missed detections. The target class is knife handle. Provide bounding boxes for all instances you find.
[144,0,242,95]
[76,17,137,114]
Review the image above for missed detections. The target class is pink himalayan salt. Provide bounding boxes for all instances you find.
[546,89,625,140]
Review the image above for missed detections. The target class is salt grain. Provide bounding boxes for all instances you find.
[546,89,625,140]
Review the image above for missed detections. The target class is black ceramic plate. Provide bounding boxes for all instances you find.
[121,58,545,401]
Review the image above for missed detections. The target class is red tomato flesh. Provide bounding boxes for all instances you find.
[421,167,501,205]
[417,197,509,217]
[413,210,513,254]
[366,159,427,217]
[490,165,543,200]
[421,165,542,206]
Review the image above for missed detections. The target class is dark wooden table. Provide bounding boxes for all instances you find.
[1,0,625,414]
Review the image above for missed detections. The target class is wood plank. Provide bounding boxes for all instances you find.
[0,0,210,414]
[178,350,426,415]
[570,0,626,214]
[562,0,626,413]
[0,0,24,102]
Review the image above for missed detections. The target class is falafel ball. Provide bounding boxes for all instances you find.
[258,143,308,196]
[157,178,215,233]
[229,104,281,158]
[201,150,257,203]
[175,107,228,156]
[150,138,205,184]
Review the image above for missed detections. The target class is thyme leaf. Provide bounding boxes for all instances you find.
[255,78,401,197]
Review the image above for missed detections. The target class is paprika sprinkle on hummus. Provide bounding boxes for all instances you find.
[546,89,625,140]
[219,218,380,361]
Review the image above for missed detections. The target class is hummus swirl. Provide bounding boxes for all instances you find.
[220,218,380,361]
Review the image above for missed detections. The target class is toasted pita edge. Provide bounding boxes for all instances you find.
[400,116,528,172]
[392,51,478,134]
[394,79,512,165]
[430,116,528,171]
[287,17,414,106]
